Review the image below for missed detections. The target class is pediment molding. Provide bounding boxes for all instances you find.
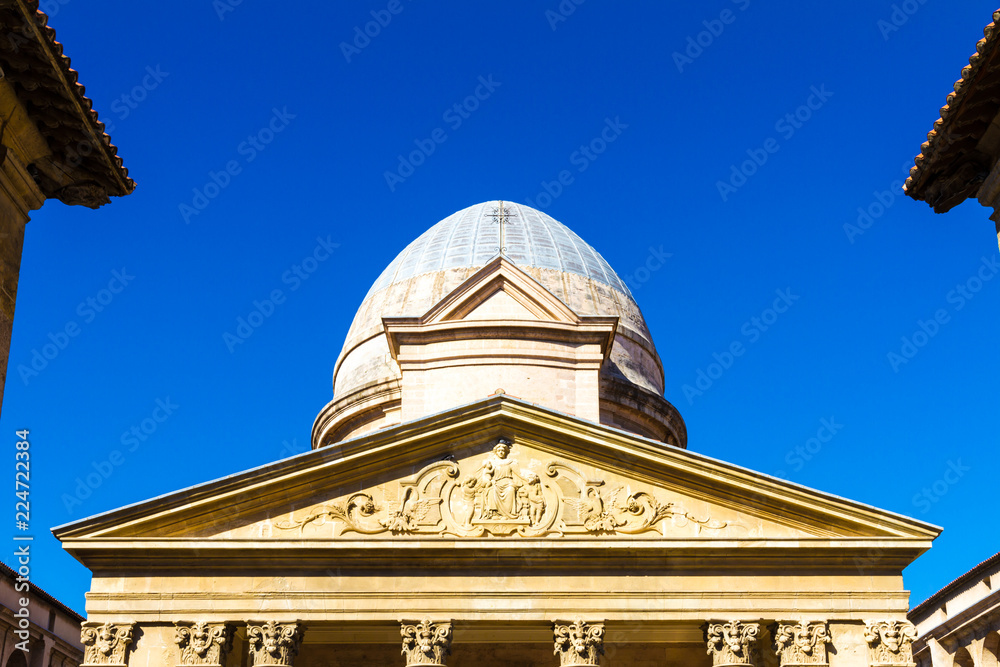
[382,257,618,361]
[409,256,581,325]
[55,396,940,563]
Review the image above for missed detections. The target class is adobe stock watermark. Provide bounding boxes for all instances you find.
[61,66,170,171]
[61,397,179,514]
[179,107,296,223]
[912,459,969,513]
[223,236,340,352]
[213,0,246,20]
[621,246,672,293]
[886,256,998,372]
[106,66,169,129]
[716,85,833,202]
[544,0,586,31]
[672,0,751,73]
[772,417,844,478]
[384,75,501,192]
[681,288,799,404]
[6,0,74,50]
[278,438,309,458]
[842,161,912,244]
[523,117,628,210]
[340,0,413,63]
[16,269,134,386]
[877,0,931,41]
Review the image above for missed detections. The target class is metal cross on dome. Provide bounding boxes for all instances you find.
[484,200,518,255]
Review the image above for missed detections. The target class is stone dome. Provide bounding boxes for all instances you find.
[313,201,686,448]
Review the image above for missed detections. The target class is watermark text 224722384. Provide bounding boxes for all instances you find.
[13,429,31,652]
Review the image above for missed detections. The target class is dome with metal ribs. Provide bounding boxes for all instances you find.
[316,201,685,448]
[366,201,633,298]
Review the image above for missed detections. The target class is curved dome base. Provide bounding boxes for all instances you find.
[312,376,687,450]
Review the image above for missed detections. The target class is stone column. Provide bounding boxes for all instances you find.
[553,620,605,667]
[80,623,135,667]
[864,621,917,667]
[36,635,54,667]
[774,622,831,666]
[246,622,304,666]
[706,621,761,667]
[174,623,235,666]
[400,620,452,667]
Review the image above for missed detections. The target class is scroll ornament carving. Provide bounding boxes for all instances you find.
[554,620,605,667]
[174,622,235,666]
[81,623,135,666]
[400,620,452,666]
[275,439,726,538]
[864,621,917,666]
[774,622,831,665]
[246,622,305,666]
[707,621,760,666]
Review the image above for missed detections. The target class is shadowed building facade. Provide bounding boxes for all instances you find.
[0,0,134,418]
[908,552,1000,667]
[0,562,83,667]
[904,8,1000,250]
[56,202,939,667]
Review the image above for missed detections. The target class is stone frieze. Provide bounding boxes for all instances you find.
[275,441,726,538]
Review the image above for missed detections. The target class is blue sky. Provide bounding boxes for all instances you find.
[2,0,998,613]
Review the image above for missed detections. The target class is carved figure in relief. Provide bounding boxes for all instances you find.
[865,621,917,665]
[553,620,605,666]
[274,440,727,538]
[81,623,135,666]
[246,622,304,666]
[706,621,759,666]
[524,472,546,524]
[774,622,830,665]
[400,620,452,666]
[478,440,522,519]
[175,622,234,665]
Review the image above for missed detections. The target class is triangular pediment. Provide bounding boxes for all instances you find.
[459,287,540,321]
[55,396,940,567]
[387,256,591,326]
[190,440,826,542]
[380,257,618,360]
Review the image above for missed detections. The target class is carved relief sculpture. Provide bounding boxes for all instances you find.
[865,621,918,667]
[707,621,760,666]
[400,620,452,666]
[464,439,537,528]
[174,622,235,666]
[81,623,135,666]
[554,620,605,667]
[246,622,305,666]
[275,439,727,538]
[774,622,831,666]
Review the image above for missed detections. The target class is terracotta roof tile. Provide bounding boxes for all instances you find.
[904,9,1000,209]
[0,0,135,207]
[908,550,1000,621]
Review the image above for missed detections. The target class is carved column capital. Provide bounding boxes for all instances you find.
[174,622,235,666]
[246,622,305,666]
[707,621,760,667]
[774,622,831,666]
[400,620,452,666]
[865,621,917,667]
[81,623,135,666]
[553,620,605,667]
